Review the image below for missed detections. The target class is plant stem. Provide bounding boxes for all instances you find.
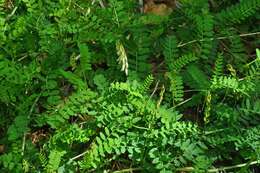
[113,168,142,173]
[21,94,41,156]
[112,160,260,173]
[177,32,260,48]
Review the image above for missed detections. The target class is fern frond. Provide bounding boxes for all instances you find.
[211,76,251,95]
[52,124,92,145]
[212,54,224,80]
[167,72,184,105]
[148,122,201,170]
[229,34,247,65]
[81,131,126,169]
[12,16,27,37]
[216,0,260,25]
[245,49,260,79]
[213,103,239,125]
[128,32,152,76]
[78,43,92,72]
[40,89,97,129]
[162,35,179,71]
[170,121,199,138]
[39,150,48,170]
[234,125,260,159]
[172,54,198,72]
[185,64,210,90]
[59,69,86,89]
[195,12,214,60]
[109,82,143,99]
[238,99,260,126]
[139,75,154,94]
[0,57,38,102]
[219,29,247,70]
[211,76,238,90]
[47,150,66,173]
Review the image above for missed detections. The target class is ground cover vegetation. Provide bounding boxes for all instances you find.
[0,0,260,172]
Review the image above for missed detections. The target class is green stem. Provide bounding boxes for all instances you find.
[112,160,260,173]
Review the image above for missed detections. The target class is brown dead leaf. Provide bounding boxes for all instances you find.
[144,0,176,16]
[0,145,4,154]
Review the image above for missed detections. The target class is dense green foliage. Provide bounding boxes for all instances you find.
[0,0,260,172]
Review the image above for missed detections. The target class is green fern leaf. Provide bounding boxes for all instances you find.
[195,12,214,60]
[139,75,154,94]
[216,0,260,25]
[78,43,92,72]
[172,54,198,72]
[185,64,210,90]
[212,54,224,80]
[162,35,179,71]
[167,72,184,105]
[47,150,66,173]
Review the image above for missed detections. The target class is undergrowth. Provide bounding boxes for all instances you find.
[0,0,259,172]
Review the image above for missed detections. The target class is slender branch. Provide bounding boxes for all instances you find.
[204,128,228,135]
[177,31,260,48]
[91,0,96,5]
[184,89,207,93]
[172,97,192,109]
[132,125,149,130]
[112,160,260,173]
[113,168,142,173]
[245,57,260,66]
[139,0,144,13]
[22,94,41,156]
[75,54,81,60]
[177,160,260,172]
[18,54,28,61]
[21,134,26,156]
[156,32,259,72]
[149,80,159,100]
[69,150,88,162]
[99,0,106,8]
[5,6,18,20]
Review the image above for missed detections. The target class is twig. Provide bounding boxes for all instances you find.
[172,97,192,109]
[132,125,149,130]
[5,6,18,20]
[75,54,81,60]
[21,134,26,156]
[204,128,228,135]
[18,54,28,61]
[177,31,260,48]
[149,80,159,100]
[113,168,142,173]
[68,150,88,162]
[139,0,144,13]
[91,0,96,5]
[98,0,105,8]
[155,32,259,72]
[184,89,207,93]
[245,57,260,66]
[112,160,260,173]
[22,94,41,156]
[176,160,260,172]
